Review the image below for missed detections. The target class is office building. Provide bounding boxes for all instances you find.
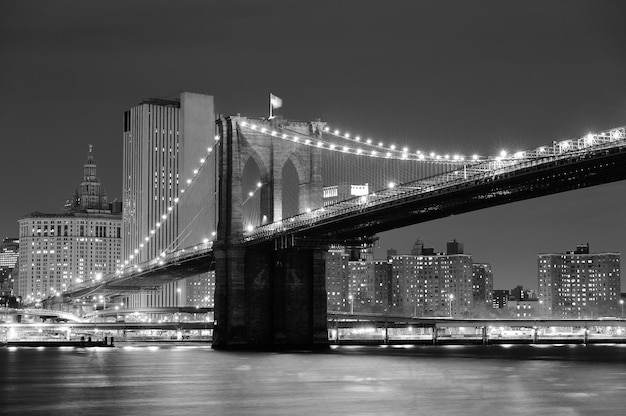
[0,237,19,269]
[17,147,122,303]
[538,244,621,318]
[122,92,216,308]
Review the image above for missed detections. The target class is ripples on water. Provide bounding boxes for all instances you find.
[2,344,626,416]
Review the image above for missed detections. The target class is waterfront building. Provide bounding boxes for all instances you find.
[122,92,216,308]
[390,240,473,317]
[472,262,493,307]
[0,237,19,298]
[348,259,375,312]
[373,260,392,313]
[17,147,122,303]
[492,290,510,309]
[538,243,621,318]
[326,247,349,311]
[510,285,527,301]
[507,298,539,318]
[186,270,216,307]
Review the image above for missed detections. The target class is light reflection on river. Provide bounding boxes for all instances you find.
[2,344,626,415]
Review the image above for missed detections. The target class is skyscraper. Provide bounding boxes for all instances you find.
[538,244,621,318]
[17,147,122,303]
[122,92,216,308]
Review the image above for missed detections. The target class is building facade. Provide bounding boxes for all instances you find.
[390,240,474,317]
[538,244,621,318]
[122,93,216,308]
[17,147,122,304]
[326,248,350,311]
[492,290,510,309]
[0,237,19,298]
[472,262,494,311]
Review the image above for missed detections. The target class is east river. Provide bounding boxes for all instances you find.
[2,344,626,415]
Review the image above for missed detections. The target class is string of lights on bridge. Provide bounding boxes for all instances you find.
[113,135,223,279]
[240,120,625,164]
[240,120,484,162]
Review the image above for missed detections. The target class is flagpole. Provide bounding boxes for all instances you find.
[269,93,273,119]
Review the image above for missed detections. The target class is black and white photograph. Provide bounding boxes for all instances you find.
[1,1,626,415]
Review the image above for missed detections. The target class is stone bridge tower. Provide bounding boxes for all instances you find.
[213,115,329,349]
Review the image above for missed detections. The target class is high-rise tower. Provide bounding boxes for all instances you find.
[122,92,215,307]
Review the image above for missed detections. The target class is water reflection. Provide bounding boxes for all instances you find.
[1,344,625,415]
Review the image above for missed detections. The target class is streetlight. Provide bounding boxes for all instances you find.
[449,294,454,317]
[620,299,624,318]
[348,295,354,315]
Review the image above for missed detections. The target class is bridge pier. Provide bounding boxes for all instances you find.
[213,243,328,350]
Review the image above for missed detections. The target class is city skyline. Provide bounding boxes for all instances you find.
[2,0,626,290]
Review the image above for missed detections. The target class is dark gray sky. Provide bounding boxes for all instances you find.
[1,0,625,289]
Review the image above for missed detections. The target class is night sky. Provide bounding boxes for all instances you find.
[2,0,625,290]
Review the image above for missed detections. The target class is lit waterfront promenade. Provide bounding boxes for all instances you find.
[2,311,626,346]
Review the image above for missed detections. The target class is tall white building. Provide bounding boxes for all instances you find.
[122,93,216,308]
[538,244,620,318]
[17,147,122,303]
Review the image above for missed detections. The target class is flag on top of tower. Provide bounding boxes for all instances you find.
[270,93,282,109]
[269,93,282,119]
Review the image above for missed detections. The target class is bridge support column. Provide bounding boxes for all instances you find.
[213,243,328,350]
